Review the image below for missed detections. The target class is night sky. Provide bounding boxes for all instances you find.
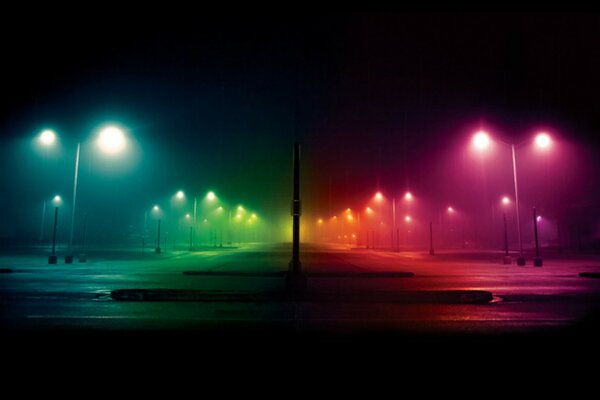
[1,13,599,243]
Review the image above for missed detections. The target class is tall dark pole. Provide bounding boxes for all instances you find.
[189,226,193,251]
[287,142,305,293]
[155,219,162,253]
[79,213,87,263]
[533,207,543,267]
[48,206,59,264]
[503,213,511,264]
[429,222,435,255]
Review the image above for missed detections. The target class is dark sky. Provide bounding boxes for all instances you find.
[1,13,599,240]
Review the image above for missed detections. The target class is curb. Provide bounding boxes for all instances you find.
[110,289,493,304]
[579,272,600,279]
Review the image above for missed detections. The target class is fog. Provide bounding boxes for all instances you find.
[1,14,599,252]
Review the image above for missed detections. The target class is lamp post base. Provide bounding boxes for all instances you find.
[64,255,73,264]
[48,255,57,264]
[517,256,526,266]
[533,257,543,267]
[155,247,161,254]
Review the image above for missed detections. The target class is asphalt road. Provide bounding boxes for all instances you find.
[2,243,600,351]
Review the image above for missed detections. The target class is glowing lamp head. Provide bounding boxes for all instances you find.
[404,192,413,200]
[502,196,510,206]
[152,205,160,213]
[317,219,323,224]
[206,191,216,201]
[97,126,126,154]
[176,190,185,200]
[535,133,551,149]
[52,195,62,207]
[473,130,490,150]
[366,207,373,214]
[536,216,542,222]
[217,206,223,211]
[447,206,454,213]
[39,129,56,146]
[405,215,411,222]
[237,205,244,212]
[251,213,257,219]
[185,213,191,219]
[374,192,383,201]
[347,214,353,221]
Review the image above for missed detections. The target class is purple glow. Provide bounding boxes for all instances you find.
[473,130,491,150]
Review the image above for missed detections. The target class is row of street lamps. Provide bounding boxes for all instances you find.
[148,190,260,252]
[313,129,553,266]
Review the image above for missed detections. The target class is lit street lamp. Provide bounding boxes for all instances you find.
[152,205,162,253]
[38,125,128,263]
[472,130,552,266]
[501,196,511,264]
[48,195,62,264]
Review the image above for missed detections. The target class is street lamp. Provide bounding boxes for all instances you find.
[40,125,128,263]
[152,205,162,253]
[48,195,62,264]
[39,129,57,146]
[500,196,512,264]
[472,130,552,266]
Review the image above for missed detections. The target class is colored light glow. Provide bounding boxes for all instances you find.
[251,213,257,219]
[536,216,542,222]
[217,206,223,211]
[176,190,185,199]
[237,205,244,212]
[317,219,323,224]
[235,214,242,219]
[365,207,373,214]
[405,215,411,222]
[206,191,216,201]
[97,126,126,154]
[404,192,413,200]
[535,133,551,148]
[352,234,356,238]
[447,206,454,212]
[332,216,337,220]
[502,196,510,205]
[346,208,352,213]
[347,214,353,221]
[374,192,383,201]
[185,213,191,219]
[52,195,62,206]
[203,218,208,223]
[39,129,56,146]
[473,130,490,150]
[152,205,160,211]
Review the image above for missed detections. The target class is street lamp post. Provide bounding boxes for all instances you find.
[533,207,543,267]
[429,221,434,255]
[156,219,162,253]
[473,130,552,266]
[65,142,81,264]
[38,126,127,264]
[510,144,526,266]
[48,195,61,264]
[503,213,510,264]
